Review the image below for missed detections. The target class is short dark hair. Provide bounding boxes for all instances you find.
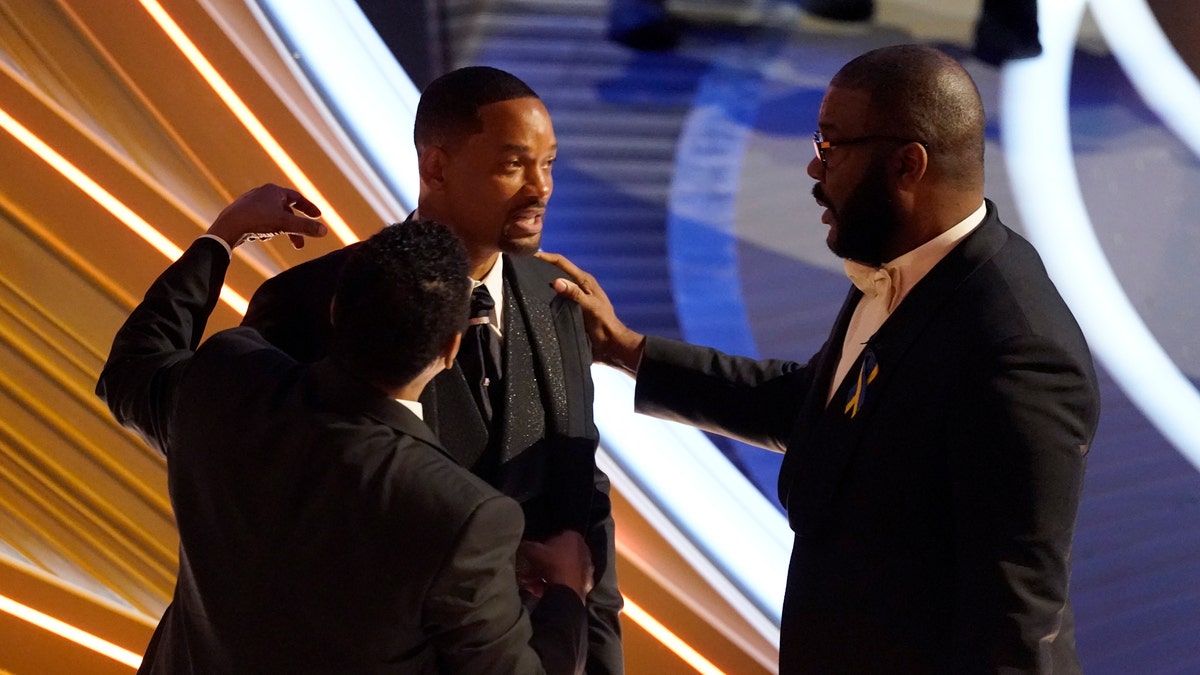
[831,45,986,188]
[413,66,539,154]
[330,220,470,391]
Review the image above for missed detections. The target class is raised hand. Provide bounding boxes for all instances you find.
[206,183,327,250]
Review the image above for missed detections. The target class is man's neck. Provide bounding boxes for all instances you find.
[470,251,500,281]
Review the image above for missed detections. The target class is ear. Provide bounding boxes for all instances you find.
[441,332,463,370]
[893,142,928,189]
[418,146,449,189]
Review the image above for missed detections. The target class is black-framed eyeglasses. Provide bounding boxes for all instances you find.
[812,131,928,167]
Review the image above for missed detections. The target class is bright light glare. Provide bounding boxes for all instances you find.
[592,366,789,625]
[1001,0,1200,463]
[1089,0,1200,158]
[623,595,727,675]
[0,106,248,315]
[253,0,421,212]
[139,0,359,247]
[0,592,141,668]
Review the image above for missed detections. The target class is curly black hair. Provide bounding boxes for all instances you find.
[330,220,470,391]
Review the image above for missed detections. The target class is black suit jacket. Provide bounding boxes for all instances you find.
[243,239,622,674]
[97,238,587,674]
[635,203,1100,674]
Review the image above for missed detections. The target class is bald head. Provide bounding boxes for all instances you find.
[831,45,986,189]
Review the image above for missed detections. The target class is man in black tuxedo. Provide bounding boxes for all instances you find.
[97,185,591,673]
[541,45,1099,673]
[241,67,623,673]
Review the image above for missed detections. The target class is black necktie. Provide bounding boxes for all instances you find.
[461,284,503,423]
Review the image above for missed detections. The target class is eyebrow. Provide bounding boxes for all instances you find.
[500,142,558,153]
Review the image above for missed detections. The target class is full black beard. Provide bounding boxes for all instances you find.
[825,160,901,266]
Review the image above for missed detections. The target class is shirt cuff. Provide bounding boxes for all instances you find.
[198,233,233,258]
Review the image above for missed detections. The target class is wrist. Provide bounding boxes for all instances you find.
[608,331,645,376]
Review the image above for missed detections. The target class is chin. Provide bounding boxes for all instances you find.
[826,231,844,258]
[502,234,542,256]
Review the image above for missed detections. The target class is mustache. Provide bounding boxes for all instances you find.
[812,184,825,204]
[512,199,548,213]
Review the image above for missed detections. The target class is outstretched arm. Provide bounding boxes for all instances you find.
[96,184,325,452]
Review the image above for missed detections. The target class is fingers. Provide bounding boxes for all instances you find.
[537,251,603,304]
[281,210,329,240]
[535,251,591,287]
[283,189,322,218]
[208,184,328,249]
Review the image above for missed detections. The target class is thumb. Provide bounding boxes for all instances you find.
[551,277,584,303]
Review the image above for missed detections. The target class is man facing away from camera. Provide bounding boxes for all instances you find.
[98,184,591,673]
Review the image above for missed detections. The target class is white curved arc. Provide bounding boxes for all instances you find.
[1088,0,1200,159]
[1000,0,1200,464]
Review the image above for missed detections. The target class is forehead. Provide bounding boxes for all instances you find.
[471,97,556,149]
[817,85,873,134]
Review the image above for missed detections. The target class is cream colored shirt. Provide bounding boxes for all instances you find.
[397,399,424,419]
[827,202,987,404]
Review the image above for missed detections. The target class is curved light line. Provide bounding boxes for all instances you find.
[252,0,421,213]
[596,449,782,652]
[623,596,727,675]
[1000,0,1200,463]
[1088,0,1200,158]
[0,593,141,668]
[139,0,360,247]
[593,367,790,624]
[0,105,248,315]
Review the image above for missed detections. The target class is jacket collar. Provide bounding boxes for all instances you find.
[307,358,445,453]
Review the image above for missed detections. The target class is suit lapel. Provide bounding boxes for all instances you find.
[502,258,574,459]
[778,285,860,507]
[782,204,1009,535]
[499,275,547,462]
[862,204,1007,416]
[422,366,490,469]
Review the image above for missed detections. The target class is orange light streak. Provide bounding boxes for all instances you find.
[0,106,248,315]
[623,595,727,675]
[139,0,359,247]
[0,593,140,668]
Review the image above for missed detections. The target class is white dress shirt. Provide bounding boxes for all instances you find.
[828,202,987,403]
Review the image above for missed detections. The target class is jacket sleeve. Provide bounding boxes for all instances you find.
[425,494,587,675]
[95,238,230,454]
[580,464,621,675]
[947,333,1098,672]
[241,248,345,363]
[634,335,813,452]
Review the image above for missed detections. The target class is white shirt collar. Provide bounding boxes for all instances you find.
[396,399,424,420]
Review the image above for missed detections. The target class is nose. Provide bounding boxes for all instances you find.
[806,154,824,181]
[525,165,552,198]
